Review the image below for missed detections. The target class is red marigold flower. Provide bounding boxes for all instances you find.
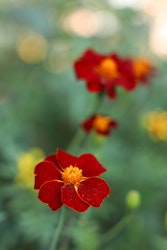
[132,58,155,84]
[82,114,118,136]
[34,149,110,212]
[74,49,136,99]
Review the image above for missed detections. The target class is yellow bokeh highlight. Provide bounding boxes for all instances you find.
[17,33,48,63]
[143,110,167,140]
[15,148,45,189]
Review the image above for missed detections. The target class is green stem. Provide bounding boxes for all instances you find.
[67,128,87,154]
[49,207,67,250]
[67,93,105,154]
[100,214,132,244]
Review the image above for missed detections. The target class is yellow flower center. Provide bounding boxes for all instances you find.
[95,58,119,79]
[133,58,151,78]
[93,115,111,132]
[61,165,83,186]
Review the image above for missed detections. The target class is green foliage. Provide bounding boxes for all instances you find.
[71,216,99,250]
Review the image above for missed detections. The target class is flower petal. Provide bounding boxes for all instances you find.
[77,154,106,177]
[78,177,110,207]
[81,115,95,132]
[34,161,61,189]
[38,181,63,211]
[104,82,117,99]
[74,61,96,81]
[86,80,103,92]
[56,149,77,170]
[110,120,118,128]
[61,185,89,212]
[95,129,110,136]
[45,154,61,169]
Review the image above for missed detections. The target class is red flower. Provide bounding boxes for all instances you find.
[74,49,136,99]
[132,58,155,84]
[34,149,110,212]
[82,114,118,136]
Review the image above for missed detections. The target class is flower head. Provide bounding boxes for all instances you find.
[34,148,110,212]
[15,148,45,189]
[143,110,167,140]
[81,114,118,136]
[74,49,136,99]
[133,58,155,84]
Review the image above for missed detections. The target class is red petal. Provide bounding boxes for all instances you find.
[77,154,106,177]
[56,149,77,170]
[104,82,117,99]
[78,177,110,207]
[34,161,61,189]
[81,115,95,132]
[45,154,60,168]
[110,120,118,128]
[86,80,103,92]
[81,49,104,66]
[74,49,103,82]
[38,181,63,211]
[61,185,89,212]
[74,61,95,81]
[95,129,110,136]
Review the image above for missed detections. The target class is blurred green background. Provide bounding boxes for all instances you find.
[1,0,167,249]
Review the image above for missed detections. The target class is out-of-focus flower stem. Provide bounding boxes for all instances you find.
[100,213,133,244]
[67,93,105,154]
[49,207,67,250]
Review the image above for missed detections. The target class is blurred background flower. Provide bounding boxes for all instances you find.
[15,148,45,189]
[143,110,167,140]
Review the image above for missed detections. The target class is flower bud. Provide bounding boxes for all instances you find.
[125,190,141,210]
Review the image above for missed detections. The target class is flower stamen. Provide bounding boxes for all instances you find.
[93,115,111,132]
[95,58,119,79]
[61,165,83,186]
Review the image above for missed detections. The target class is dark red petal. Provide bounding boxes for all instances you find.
[104,82,117,99]
[45,154,60,168]
[61,185,89,212]
[79,49,104,67]
[74,49,103,82]
[81,115,95,132]
[109,120,118,128]
[56,148,77,170]
[38,181,63,211]
[122,79,136,91]
[86,80,103,92]
[78,177,110,207]
[34,161,61,190]
[95,129,110,136]
[77,153,106,177]
[74,61,95,81]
